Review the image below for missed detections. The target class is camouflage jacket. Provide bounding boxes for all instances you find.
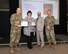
[10,13,22,29]
[44,16,55,30]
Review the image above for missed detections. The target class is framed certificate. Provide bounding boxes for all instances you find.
[21,21,28,26]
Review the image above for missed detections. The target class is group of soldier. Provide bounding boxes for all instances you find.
[10,8,56,54]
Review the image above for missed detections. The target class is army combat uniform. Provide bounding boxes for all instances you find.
[45,16,56,45]
[10,13,22,47]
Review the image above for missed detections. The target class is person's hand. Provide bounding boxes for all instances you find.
[15,21,19,24]
[16,21,21,25]
[18,25,21,27]
[47,26,50,30]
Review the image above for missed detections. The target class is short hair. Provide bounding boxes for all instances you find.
[16,7,19,10]
[48,9,51,12]
[27,10,32,15]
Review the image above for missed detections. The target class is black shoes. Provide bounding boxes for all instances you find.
[27,45,33,49]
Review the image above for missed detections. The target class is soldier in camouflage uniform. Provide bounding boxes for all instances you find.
[44,10,56,49]
[10,8,22,53]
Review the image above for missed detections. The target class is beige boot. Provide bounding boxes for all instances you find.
[14,46,20,51]
[51,44,57,50]
[47,44,51,48]
[10,47,15,54]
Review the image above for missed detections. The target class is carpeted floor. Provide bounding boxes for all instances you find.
[0,44,68,54]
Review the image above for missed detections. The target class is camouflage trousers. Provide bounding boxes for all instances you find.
[45,29,56,45]
[10,27,21,47]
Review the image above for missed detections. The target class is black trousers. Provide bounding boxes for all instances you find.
[26,32,34,47]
